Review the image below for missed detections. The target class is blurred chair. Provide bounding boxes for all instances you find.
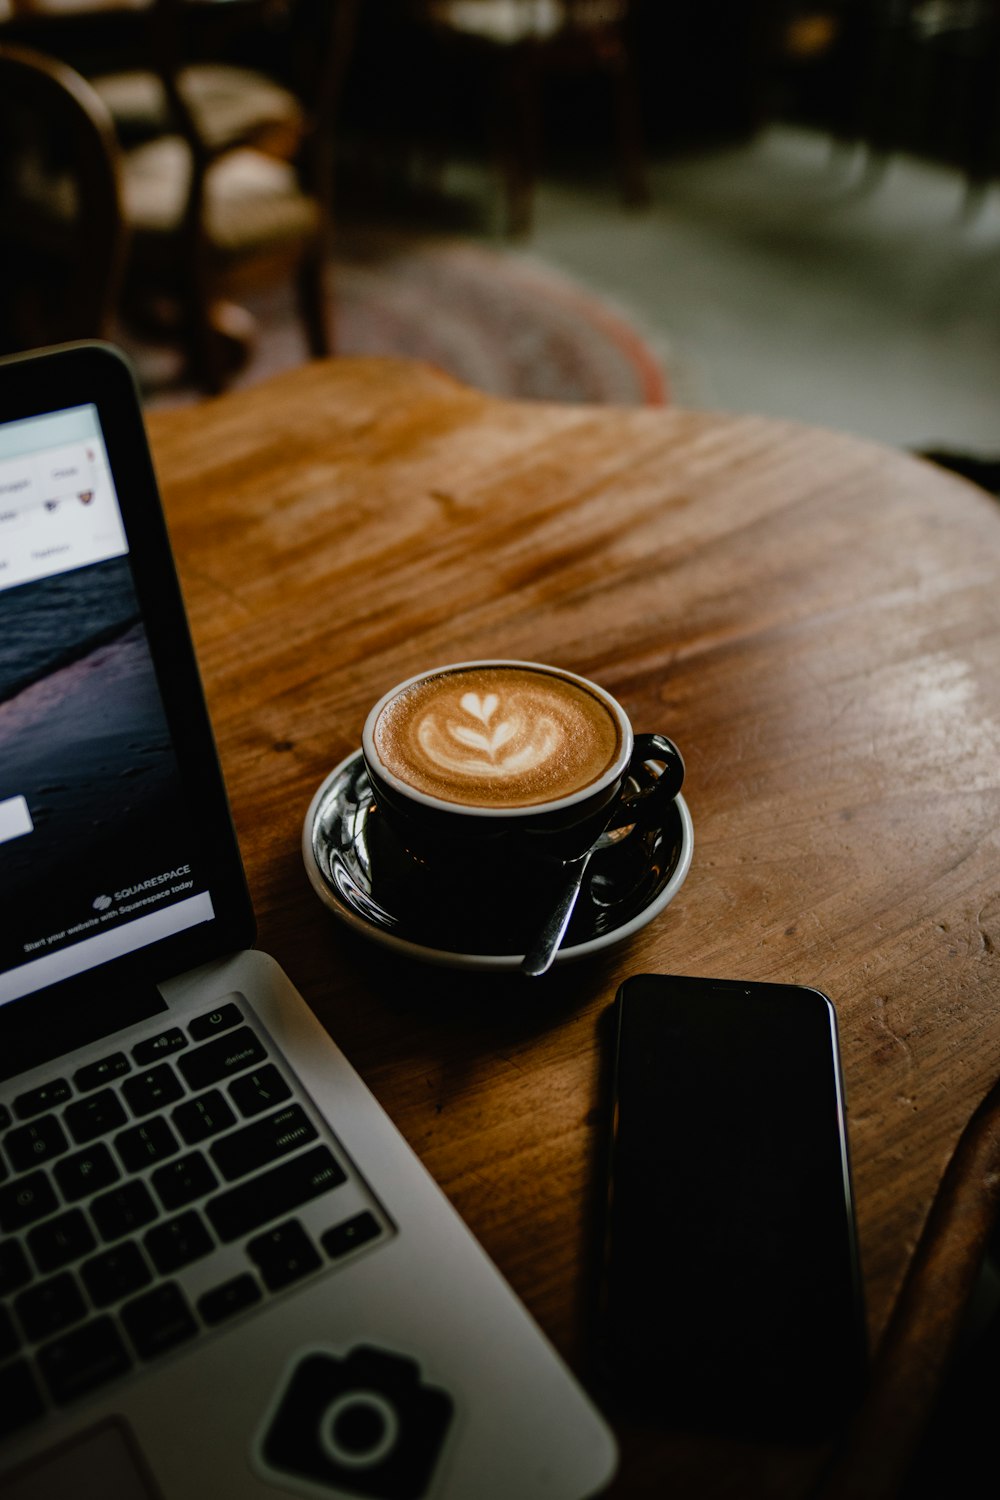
[0,40,127,353]
[89,0,309,158]
[1,2,357,392]
[0,0,309,158]
[805,0,1000,206]
[117,0,358,391]
[409,0,647,234]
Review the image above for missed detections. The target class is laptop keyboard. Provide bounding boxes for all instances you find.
[0,997,390,1441]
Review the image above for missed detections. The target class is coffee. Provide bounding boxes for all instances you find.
[372,664,624,809]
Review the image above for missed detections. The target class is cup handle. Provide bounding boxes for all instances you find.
[605,733,685,832]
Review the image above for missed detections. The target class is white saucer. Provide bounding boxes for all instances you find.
[302,751,693,973]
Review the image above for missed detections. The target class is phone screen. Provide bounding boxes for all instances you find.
[600,974,868,1440]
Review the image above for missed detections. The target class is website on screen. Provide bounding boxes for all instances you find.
[0,405,214,1006]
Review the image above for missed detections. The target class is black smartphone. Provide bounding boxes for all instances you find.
[598,974,868,1441]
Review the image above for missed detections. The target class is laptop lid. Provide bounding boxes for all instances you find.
[0,343,255,1082]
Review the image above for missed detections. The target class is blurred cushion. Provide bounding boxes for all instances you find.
[121,137,318,252]
[422,0,627,43]
[92,64,304,152]
[424,0,563,42]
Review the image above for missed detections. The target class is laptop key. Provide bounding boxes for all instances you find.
[122,1065,184,1117]
[13,1078,72,1119]
[121,1282,197,1361]
[15,1269,88,1342]
[91,1180,158,1242]
[0,1237,32,1296]
[73,1051,131,1092]
[151,1150,217,1211]
[54,1141,121,1202]
[0,1304,21,1359]
[0,1169,59,1232]
[64,1089,128,1144]
[178,1027,266,1091]
[37,1315,132,1405]
[321,1210,383,1261]
[207,1145,347,1243]
[173,1089,236,1144]
[133,1028,188,1065]
[0,1358,46,1436]
[197,1272,262,1326]
[248,1219,321,1291]
[210,1105,317,1182]
[144,1209,214,1273]
[5,1114,70,1171]
[81,1241,153,1308]
[27,1208,96,1274]
[228,1064,292,1119]
[115,1116,179,1171]
[188,1002,243,1041]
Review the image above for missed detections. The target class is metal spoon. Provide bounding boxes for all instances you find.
[520,736,684,977]
[520,821,637,977]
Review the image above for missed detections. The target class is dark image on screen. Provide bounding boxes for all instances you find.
[0,555,204,981]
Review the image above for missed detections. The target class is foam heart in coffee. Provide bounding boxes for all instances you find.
[372,665,623,809]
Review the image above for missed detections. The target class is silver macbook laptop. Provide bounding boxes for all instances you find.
[0,343,617,1500]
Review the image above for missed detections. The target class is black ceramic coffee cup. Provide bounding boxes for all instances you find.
[361,660,684,886]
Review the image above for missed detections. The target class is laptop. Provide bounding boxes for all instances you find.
[0,343,617,1500]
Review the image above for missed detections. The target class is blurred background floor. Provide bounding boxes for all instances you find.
[415,120,1000,454]
[137,119,1000,466]
[8,0,1000,465]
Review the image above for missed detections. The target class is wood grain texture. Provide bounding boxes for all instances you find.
[147,356,1000,1497]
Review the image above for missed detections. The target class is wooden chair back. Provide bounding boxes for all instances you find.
[118,0,358,391]
[0,41,127,353]
[406,0,645,232]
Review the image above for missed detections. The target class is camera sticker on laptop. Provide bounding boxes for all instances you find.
[254,1344,455,1500]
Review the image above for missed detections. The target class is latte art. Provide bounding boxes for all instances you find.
[373,666,623,808]
[417,691,561,779]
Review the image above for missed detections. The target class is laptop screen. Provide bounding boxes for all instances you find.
[0,401,217,1007]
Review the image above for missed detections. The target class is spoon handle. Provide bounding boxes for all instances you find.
[520,850,594,977]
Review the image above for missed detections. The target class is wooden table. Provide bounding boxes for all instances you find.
[147,356,1000,1498]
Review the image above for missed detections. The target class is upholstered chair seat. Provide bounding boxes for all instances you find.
[5,0,356,391]
[92,63,305,155]
[122,136,318,252]
[421,0,628,45]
